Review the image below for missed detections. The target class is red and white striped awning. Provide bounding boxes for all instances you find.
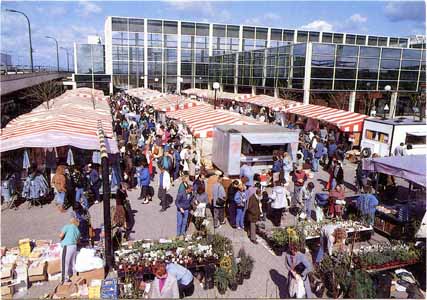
[284,104,368,132]
[143,95,202,112]
[166,104,263,138]
[236,95,303,111]
[181,88,251,102]
[0,88,118,153]
[127,87,162,100]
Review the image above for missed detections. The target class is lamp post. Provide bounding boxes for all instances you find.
[199,77,202,89]
[154,77,159,91]
[383,85,391,119]
[45,36,59,72]
[213,82,220,109]
[177,76,183,95]
[5,9,33,72]
[60,47,70,72]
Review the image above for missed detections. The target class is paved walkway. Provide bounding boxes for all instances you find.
[1,159,416,298]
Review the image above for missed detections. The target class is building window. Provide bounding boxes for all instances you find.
[163,21,178,34]
[283,30,294,41]
[368,36,378,46]
[271,29,282,41]
[181,22,195,35]
[227,25,239,38]
[336,45,358,57]
[243,26,255,39]
[297,31,308,42]
[147,20,162,33]
[360,47,380,58]
[333,33,344,44]
[213,24,226,37]
[112,17,128,31]
[345,34,356,44]
[312,43,335,56]
[402,49,422,60]
[255,27,268,40]
[129,19,144,32]
[309,32,320,42]
[356,35,366,45]
[365,130,389,143]
[334,80,355,90]
[322,33,333,43]
[196,23,209,36]
[378,37,388,46]
[311,79,333,90]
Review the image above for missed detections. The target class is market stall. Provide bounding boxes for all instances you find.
[362,155,426,239]
[182,88,251,103]
[212,124,300,176]
[126,87,162,100]
[165,104,264,157]
[0,239,106,298]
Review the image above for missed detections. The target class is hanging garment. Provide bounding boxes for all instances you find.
[45,148,57,170]
[92,151,101,164]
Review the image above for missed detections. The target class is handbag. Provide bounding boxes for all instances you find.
[215,185,225,207]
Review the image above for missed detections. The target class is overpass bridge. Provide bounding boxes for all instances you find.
[0,72,71,96]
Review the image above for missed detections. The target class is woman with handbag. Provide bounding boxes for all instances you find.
[212,176,226,228]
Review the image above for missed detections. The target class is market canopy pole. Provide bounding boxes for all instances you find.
[97,121,113,269]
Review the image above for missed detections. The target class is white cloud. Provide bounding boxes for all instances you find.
[300,20,333,32]
[349,14,367,23]
[165,1,231,23]
[77,1,102,17]
[244,13,281,26]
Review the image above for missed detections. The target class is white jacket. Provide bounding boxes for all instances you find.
[159,170,171,191]
[270,186,290,209]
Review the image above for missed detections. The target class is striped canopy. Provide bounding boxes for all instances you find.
[143,95,202,112]
[165,104,263,138]
[234,94,303,111]
[182,88,251,101]
[127,87,162,100]
[284,104,368,132]
[0,88,118,153]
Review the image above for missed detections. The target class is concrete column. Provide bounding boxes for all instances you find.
[303,43,312,105]
[238,25,243,52]
[144,19,148,88]
[349,91,356,112]
[389,92,398,118]
[251,86,256,96]
[274,87,279,98]
[177,21,182,93]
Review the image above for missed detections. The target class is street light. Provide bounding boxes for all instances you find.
[5,9,34,72]
[60,47,70,72]
[213,82,220,109]
[383,85,392,119]
[45,36,59,72]
[199,77,202,89]
[177,76,183,95]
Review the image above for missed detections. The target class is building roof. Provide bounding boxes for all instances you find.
[365,117,426,126]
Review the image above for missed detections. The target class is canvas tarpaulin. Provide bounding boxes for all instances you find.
[362,155,426,187]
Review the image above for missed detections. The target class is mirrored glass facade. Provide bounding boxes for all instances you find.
[104,17,415,92]
[209,42,425,93]
[75,44,105,74]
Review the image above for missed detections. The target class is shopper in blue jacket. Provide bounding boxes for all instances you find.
[176,183,193,236]
[137,162,151,204]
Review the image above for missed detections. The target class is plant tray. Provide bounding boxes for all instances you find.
[363,260,419,273]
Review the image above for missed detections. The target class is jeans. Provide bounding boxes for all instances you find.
[56,192,65,206]
[177,210,189,236]
[213,207,225,228]
[173,165,180,181]
[331,178,337,190]
[158,187,167,210]
[228,202,237,227]
[304,198,313,219]
[61,245,77,282]
[75,188,88,209]
[293,186,303,207]
[312,157,320,172]
[236,208,245,229]
[91,183,100,202]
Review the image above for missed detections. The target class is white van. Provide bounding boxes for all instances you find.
[360,117,427,157]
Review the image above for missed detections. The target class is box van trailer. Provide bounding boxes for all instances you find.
[360,117,427,157]
[212,125,300,176]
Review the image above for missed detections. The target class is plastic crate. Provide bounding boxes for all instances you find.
[101,278,118,299]
[88,286,100,299]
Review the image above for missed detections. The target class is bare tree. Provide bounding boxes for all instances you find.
[24,80,63,110]
[327,92,349,110]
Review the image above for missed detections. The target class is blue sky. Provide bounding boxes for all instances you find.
[1,1,425,68]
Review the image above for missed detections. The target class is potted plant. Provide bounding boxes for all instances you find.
[228,258,238,291]
[237,248,254,279]
[214,267,229,295]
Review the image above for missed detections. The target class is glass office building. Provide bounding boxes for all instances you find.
[209,43,425,93]
[103,16,415,93]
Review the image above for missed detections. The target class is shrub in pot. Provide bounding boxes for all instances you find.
[237,248,254,279]
[214,267,229,295]
[228,258,239,290]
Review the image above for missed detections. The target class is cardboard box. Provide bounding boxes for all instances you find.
[1,264,14,279]
[28,261,47,282]
[0,247,6,257]
[35,240,52,247]
[77,268,105,284]
[47,259,61,275]
[54,282,78,298]
[1,286,13,297]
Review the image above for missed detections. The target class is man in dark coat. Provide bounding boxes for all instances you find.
[246,183,261,244]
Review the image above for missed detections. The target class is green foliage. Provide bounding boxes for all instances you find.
[270,226,306,251]
[214,267,230,293]
[346,270,376,299]
[237,248,254,276]
[211,233,233,259]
